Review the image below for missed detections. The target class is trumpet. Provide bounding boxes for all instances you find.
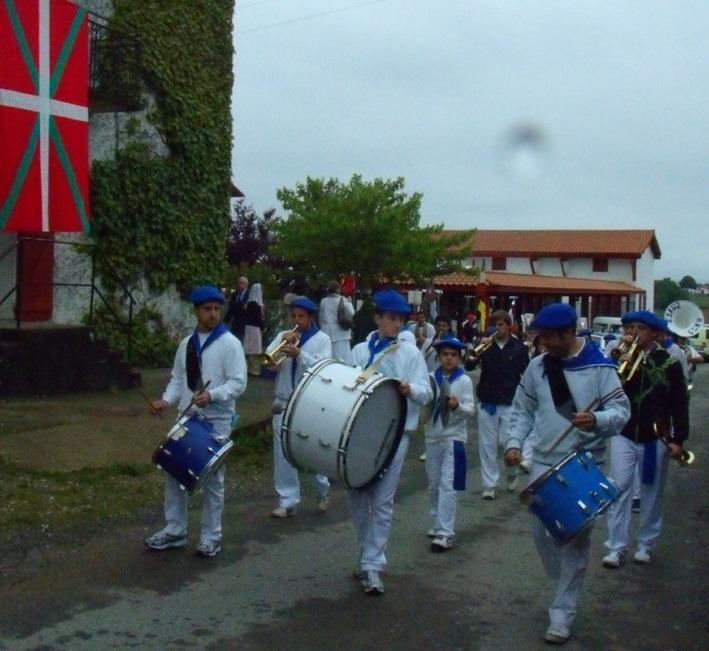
[618,337,642,383]
[653,423,695,467]
[463,337,494,366]
[258,326,300,367]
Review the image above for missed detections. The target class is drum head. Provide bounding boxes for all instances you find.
[342,379,406,488]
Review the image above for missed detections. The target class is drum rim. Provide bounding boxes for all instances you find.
[519,448,593,498]
[340,380,407,489]
[190,439,234,493]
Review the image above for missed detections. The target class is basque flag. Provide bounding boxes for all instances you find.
[0,0,89,233]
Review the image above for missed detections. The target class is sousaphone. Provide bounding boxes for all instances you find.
[664,300,704,337]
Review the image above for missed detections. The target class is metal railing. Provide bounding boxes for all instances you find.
[0,236,136,362]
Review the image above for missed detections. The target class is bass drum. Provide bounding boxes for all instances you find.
[281,359,407,489]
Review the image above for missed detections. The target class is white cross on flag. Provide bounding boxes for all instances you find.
[0,0,89,232]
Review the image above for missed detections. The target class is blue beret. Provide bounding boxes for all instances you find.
[620,311,637,324]
[530,303,577,331]
[629,310,663,330]
[189,285,224,306]
[432,335,467,352]
[372,290,411,315]
[290,296,318,314]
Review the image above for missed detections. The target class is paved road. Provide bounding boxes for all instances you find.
[2,369,708,650]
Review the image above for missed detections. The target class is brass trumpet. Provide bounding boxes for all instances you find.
[466,337,494,361]
[258,326,300,367]
[618,337,642,383]
[653,423,695,467]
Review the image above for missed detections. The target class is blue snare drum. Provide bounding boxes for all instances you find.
[519,450,619,543]
[152,415,234,493]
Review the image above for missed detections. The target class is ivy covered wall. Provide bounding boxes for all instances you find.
[90,0,235,294]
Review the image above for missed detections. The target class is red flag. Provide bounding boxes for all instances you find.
[0,0,89,232]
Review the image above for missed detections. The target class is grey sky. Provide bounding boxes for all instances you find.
[232,0,709,282]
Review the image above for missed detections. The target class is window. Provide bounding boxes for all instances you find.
[592,258,609,272]
[491,257,507,271]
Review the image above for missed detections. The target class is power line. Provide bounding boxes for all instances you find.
[236,0,390,35]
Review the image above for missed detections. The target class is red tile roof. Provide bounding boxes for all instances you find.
[443,229,661,259]
[429,271,643,295]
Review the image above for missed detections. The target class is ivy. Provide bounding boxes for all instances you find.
[89,0,235,296]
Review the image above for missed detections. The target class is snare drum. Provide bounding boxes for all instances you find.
[152,415,234,493]
[281,359,407,489]
[520,450,619,543]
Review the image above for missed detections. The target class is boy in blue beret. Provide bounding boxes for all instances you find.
[265,296,332,517]
[424,336,475,552]
[146,285,247,557]
[349,289,433,594]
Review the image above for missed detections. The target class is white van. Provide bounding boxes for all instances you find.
[591,316,623,348]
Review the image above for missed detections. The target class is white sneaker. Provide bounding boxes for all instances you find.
[482,488,496,500]
[144,530,187,551]
[507,475,519,491]
[419,452,426,461]
[316,498,330,513]
[430,535,453,552]
[362,570,384,595]
[270,506,296,518]
[602,551,625,568]
[544,623,570,644]
[633,548,651,564]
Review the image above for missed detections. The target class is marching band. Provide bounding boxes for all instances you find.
[145,284,696,645]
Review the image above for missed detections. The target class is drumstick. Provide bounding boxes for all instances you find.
[545,397,600,455]
[137,384,164,418]
[177,380,212,421]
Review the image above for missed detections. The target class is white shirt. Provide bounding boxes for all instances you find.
[163,329,247,426]
[424,370,475,443]
[318,294,354,342]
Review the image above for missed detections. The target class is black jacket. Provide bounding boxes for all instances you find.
[474,337,529,405]
[621,346,689,445]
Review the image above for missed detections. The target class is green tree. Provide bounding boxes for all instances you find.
[654,277,689,310]
[273,175,473,289]
[679,275,697,290]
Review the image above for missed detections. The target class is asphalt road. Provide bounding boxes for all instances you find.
[2,368,708,651]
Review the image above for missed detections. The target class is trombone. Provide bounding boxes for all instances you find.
[258,326,300,367]
[653,423,695,467]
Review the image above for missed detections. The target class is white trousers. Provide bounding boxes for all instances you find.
[477,404,516,489]
[349,434,410,572]
[605,435,669,553]
[163,418,231,544]
[530,461,592,628]
[331,339,353,365]
[272,413,330,508]
[425,439,464,537]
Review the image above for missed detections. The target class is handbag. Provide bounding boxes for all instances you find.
[337,297,353,330]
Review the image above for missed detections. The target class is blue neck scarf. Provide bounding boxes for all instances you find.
[186,323,228,391]
[559,339,617,371]
[291,324,319,384]
[433,366,465,424]
[366,332,397,368]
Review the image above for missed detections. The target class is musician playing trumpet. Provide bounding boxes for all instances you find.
[266,297,332,518]
[603,310,689,569]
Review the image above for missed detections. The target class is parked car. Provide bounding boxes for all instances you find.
[590,316,623,349]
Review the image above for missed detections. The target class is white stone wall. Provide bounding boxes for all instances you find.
[637,247,656,309]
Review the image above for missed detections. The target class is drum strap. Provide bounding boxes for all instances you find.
[357,341,400,383]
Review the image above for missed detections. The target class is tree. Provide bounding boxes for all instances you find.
[226,201,280,268]
[654,277,689,310]
[273,175,473,290]
[679,275,697,290]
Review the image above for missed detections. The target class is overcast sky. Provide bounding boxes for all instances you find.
[232,0,709,282]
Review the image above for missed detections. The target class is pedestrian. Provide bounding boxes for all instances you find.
[146,285,247,557]
[467,309,529,499]
[602,310,689,570]
[350,289,433,595]
[504,303,630,644]
[243,282,264,376]
[223,275,250,341]
[424,336,475,552]
[266,296,332,517]
[319,279,355,364]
